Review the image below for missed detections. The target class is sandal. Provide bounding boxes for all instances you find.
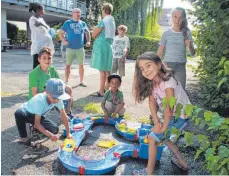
[79,82,87,87]
[171,156,189,171]
[132,168,147,175]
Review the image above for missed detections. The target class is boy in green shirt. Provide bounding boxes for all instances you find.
[101,74,125,121]
[29,47,75,119]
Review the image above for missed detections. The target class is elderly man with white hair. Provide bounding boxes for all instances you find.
[59,8,91,86]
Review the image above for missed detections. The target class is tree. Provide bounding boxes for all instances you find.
[7,22,18,40]
[185,0,229,116]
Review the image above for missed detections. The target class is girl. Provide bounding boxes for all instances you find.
[90,3,116,97]
[157,7,195,90]
[132,52,191,175]
[29,2,54,69]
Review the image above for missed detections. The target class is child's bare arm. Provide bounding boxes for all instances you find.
[186,40,195,56]
[34,114,53,137]
[101,101,108,114]
[161,88,174,131]
[149,95,160,125]
[59,109,71,137]
[157,45,165,59]
[31,87,38,97]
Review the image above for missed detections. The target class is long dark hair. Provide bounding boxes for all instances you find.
[172,7,190,40]
[133,51,174,103]
[29,3,43,13]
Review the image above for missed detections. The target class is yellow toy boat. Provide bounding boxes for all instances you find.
[91,116,103,121]
[97,140,117,148]
[62,139,76,152]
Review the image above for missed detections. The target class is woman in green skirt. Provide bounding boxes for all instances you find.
[91,3,116,97]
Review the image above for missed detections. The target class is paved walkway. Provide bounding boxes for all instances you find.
[1,49,207,175]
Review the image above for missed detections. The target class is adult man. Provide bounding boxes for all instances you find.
[59,8,91,86]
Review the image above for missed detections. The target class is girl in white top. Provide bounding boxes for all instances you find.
[132,51,190,175]
[29,3,54,69]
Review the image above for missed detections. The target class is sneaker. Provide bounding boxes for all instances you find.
[67,111,77,120]
[132,168,147,175]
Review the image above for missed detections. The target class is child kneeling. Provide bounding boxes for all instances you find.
[101,74,125,120]
[15,78,72,146]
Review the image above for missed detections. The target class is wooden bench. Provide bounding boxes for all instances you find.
[1,38,13,52]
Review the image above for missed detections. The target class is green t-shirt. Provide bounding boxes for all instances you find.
[102,90,124,105]
[29,65,60,99]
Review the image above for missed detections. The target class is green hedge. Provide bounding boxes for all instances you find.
[127,36,160,60]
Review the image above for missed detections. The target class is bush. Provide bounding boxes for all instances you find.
[190,0,229,116]
[127,36,160,60]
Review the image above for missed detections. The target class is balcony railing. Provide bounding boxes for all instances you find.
[2,0,86,15]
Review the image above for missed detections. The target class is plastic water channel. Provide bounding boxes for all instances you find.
[58,115,164,175]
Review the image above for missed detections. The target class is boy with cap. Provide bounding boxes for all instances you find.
[101,73,125,121]
[14,78,72,146]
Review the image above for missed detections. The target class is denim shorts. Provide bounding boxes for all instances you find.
[149,117,187,142]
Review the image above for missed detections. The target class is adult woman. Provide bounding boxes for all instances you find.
[29,2,54,69]
[90,3,116,96]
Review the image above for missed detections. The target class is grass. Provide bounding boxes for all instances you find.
[83,102,151,124]
[83,103,103,114]
[1,91,16,97]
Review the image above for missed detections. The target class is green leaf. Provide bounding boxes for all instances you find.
[184,132,194,146]
[195,149,204,160]
[218,145,229,159]
[223,49,229,55]
[169,96,176,110]
[170,127,181,142]
[198,134,210,150]
[224,60,229,75]
[195,117,201,126]
[199,119,206,129]
[219,57,227,66]
[162,98,168,109]
[219,167,228,175]
[175,103,183,120]
[217,77,228,89]
[216,158,229,170]
[204,111,213,122]
[208,114,224,130]
[212,141,220,149]
[192,107,202,117]
[184,104,194,117]
[218,69,224,76]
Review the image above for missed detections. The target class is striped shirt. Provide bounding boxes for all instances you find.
[159,28,193,63]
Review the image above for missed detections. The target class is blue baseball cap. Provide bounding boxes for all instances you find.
[46,78,70,100]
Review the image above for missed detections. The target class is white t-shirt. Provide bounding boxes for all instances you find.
[153,77,191,118]
[112,35,130,59]
[29,16,54,55]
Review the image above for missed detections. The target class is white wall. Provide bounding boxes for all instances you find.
[1,9,7,38]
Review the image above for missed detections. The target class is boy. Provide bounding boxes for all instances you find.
[101,74,125,120]
[15,78,72,146]
[29,47,75,119]
[112,25,130,77]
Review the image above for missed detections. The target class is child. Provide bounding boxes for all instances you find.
[132,52,190,175]
[112,25,130,77]
[15,78,72,146]
[157,7,195,90]
[29,47,75,119]
[101,74,125,120]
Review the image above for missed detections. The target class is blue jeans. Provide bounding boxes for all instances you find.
[149,117,186,142]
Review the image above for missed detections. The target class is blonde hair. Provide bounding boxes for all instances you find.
[102,3,113,15]
[118,25,128,33]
